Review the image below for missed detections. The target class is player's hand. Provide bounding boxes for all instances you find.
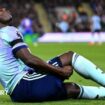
[61,66,73,79]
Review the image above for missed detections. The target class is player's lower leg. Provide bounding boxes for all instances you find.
[65,82,105,99]
[72,52,105,86]
[78,85,105,99]
[58,51,105,86]
[97,33,102,45]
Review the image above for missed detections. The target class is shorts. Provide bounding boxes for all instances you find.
[10,57,67,102]
[93,29,101,33]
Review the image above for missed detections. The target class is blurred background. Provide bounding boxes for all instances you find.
[0,0,105,44]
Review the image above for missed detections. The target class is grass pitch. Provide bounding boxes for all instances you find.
[0,42,105,105]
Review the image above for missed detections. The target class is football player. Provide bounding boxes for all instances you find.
[0,7,105,102]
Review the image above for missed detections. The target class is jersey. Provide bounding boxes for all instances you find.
[91,15,101,31]
[0,26,44,94]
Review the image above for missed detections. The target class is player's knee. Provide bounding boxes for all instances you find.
[67,51,74,65]
[68,51,74,56]
[64,82,80,99]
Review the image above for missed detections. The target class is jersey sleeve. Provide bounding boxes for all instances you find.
[1,26,28,55]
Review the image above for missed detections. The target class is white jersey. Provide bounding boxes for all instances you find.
[91,15,101,31]
[0,26,46,94]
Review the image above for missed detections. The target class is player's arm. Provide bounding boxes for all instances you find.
[15,47,71,78]
[7,27,71,78]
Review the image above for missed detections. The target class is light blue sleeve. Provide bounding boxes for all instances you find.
[0,26,23,42]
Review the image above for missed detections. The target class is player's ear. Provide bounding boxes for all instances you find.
[0,7,5,12]
[2,8,6,11]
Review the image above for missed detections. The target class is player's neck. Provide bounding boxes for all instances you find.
[0,23,7,28]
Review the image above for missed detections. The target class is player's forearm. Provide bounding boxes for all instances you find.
[25,55,64,76]
[15,48,69,77]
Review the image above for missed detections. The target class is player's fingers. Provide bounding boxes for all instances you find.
[63,66,73,79]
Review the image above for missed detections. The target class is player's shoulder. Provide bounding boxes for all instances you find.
[0,26,23,42]
[1,26,18,33]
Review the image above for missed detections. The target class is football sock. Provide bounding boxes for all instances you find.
[90,34,95,44]
[72,53,105,86]
[98,34,102,44]
[78,85,105,99]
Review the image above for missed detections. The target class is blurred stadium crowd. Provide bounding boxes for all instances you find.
[0,0,105,35]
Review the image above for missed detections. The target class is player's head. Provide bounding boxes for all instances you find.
[0,7,12,24]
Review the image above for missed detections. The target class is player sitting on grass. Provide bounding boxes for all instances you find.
[0,7,105,102]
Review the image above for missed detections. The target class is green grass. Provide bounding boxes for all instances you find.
[0,42,105,105]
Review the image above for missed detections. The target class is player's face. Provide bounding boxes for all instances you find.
[0,8,12,24]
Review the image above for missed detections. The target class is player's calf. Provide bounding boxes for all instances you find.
[72,52,105,86]
[64,82,80,99]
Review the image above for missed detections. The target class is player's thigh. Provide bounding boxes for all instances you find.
[10,75,68,102]
[30,75,68,101]
[64,82,80,99]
